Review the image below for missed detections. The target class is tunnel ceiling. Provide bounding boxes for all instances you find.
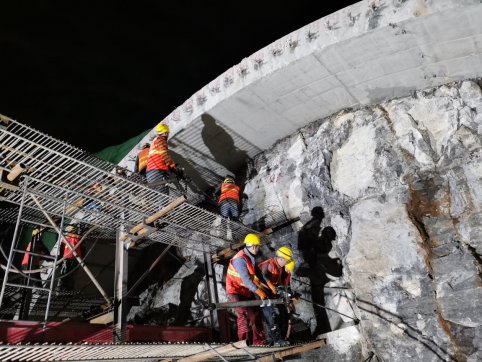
[119,0,482,183]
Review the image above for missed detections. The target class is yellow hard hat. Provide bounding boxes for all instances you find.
[224,177,235,184]
[244,233,260,246]
[276,246,293,261]
[156,123,169,134]
[285,261,295,273]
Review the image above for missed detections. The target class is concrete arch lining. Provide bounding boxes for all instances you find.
[119,0,482,177]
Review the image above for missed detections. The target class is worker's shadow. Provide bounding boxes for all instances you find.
[201,114,250,175]
[297,207,342,336]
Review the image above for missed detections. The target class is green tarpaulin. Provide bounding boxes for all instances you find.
[94,128,150,164]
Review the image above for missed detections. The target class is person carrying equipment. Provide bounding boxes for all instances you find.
[283,260,297,341]
[134,143,150,182]
[146,123,176,195]
[258,246,294,346]
[58,224,83,291]
[218,176,240,221]
[225,233,270,345]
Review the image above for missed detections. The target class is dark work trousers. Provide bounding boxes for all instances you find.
[146,169,170,195]
[229,294,266,346]
[262,304,289,344]
[219,199,240,220]
[58,259,76,291]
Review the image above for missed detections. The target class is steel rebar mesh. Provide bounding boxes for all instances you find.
[0,119,258,253]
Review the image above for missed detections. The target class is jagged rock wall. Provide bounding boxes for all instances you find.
[242,80,482,361]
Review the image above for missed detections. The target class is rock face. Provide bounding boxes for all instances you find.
[242,80,482,361]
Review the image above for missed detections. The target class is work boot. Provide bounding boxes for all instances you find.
[273,339,290,347]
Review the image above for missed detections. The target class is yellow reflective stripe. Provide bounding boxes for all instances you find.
[227,269,240,278]
[149,150,167,156]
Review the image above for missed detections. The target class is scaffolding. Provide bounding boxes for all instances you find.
[0,115,258,332]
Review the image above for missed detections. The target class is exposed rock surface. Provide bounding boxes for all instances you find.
[242,80,482,361]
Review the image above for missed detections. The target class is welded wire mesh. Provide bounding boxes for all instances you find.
[0,286,106,320]
[0,119,257,253]
[0,341,298,361]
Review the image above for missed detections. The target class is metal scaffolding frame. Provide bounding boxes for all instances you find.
[0,116,259,332]
[0,340,327,361]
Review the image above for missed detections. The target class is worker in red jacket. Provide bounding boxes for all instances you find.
[218,176,240,221]
[226,233,272,345]
[258,246,293,346]
[58,224,82,291]
[134,143,150,182]
[283,260,297,340]
[146,123,176,194]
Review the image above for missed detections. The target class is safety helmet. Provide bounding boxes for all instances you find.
[285,261,295,273]
[276,246,293,261]
[156,123,169,134]
[65,224,79,234]
[244,233,260,246]
[223,177,235,184]
[142,143,150,149]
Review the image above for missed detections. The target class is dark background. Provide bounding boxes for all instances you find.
[0,1,357,152]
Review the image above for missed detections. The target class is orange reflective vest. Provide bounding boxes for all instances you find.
[226,249,260,298]
[63,233,82,259]
[137,148,149,173]
[218,183,240,204]
[147,135,173,172]
[258,258,291,286]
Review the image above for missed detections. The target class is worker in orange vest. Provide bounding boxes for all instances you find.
[134,143,150,182]
[218,176,240,221]
[283,260,297,341]
[146,123,176,195]
[226,233,272,345]
[58,224,82,291]
[258,246,293,346]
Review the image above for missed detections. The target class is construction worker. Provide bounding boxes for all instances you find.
[134,143,150,182]
[284,260,297,341]
[225,233,271,345]
[146,123,176,195]
[218,176,240,221]
[20,227,49,319]
[258,246,293,346]
[58,224,82,291]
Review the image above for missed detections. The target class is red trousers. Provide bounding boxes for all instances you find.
[229,294,266,345]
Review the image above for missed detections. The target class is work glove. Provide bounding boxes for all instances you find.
[266,281,277,296]
[255,288,268,300]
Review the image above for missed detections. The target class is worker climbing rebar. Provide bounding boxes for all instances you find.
[218,176,240,221]
[58,224,83,291]
[258,246,294,346]
[225,233,270,346]
[146,123,176,195]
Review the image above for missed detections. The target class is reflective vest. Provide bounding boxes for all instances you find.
[137,148,149,174]
[147,135,173,172]
[226,249,260,298]
[63,233,82,259]
[258,258,290,286]
[218,183,240,204]
[21,242,32,266]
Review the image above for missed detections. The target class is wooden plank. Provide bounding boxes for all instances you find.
[257,339,326,362]
[178,340,247,362]
[120,195,186,244]
[89,311,114,325]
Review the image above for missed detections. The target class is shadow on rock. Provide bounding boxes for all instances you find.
[298,207,343,336]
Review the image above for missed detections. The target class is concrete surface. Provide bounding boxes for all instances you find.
[120,0,482,182]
